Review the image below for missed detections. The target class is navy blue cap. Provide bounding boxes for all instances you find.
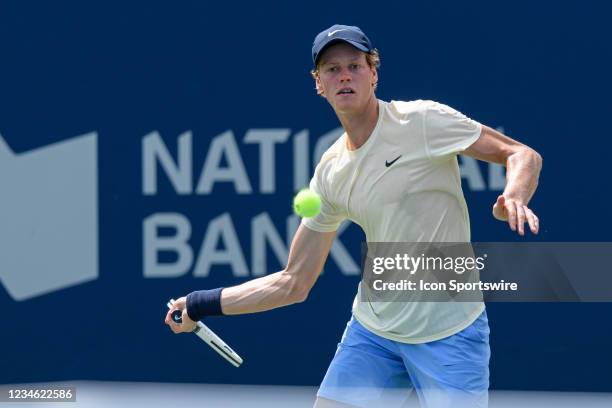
[312,24,374,65]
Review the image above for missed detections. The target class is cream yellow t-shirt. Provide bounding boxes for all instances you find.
[302,99,485,343]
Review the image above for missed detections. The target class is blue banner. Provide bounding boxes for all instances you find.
[1,1,611,392]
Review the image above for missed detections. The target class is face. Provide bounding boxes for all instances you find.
[315,43,378,115]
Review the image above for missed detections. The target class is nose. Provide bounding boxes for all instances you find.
[339,67,352,82]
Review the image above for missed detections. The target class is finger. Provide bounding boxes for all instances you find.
[505,200,517,231]
[496,195,505,209]
[516,205,526,236]
[493,195,506,220]
[525,208,539,234]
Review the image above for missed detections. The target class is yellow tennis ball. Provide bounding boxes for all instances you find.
[293,189,321,218]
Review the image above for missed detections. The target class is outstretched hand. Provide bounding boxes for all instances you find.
[164,296,197,333]
[492,195,539,236]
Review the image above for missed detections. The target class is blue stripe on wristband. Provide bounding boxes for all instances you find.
[186,288,224,321]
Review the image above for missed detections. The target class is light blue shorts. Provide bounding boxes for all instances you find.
[317,311,490,408]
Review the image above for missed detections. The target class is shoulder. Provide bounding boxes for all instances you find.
[386,99,453,117]
[385,99,437,117]
[387,100,475,129]
[310,133,345,190]
[384,99,448,125]
[379,99,447,130]
[308,134,345,197]
[315,133,344,171]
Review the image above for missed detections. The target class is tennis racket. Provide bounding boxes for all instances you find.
[167,298,243,367]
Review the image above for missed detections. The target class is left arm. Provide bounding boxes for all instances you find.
[463,125,543,236]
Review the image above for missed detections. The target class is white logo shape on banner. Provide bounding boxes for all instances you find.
[0,133,98,301]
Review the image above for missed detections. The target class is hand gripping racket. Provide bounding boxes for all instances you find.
[167,299,243,367]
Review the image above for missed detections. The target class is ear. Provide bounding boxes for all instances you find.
[315,74,325,96]
[371,67,378,88]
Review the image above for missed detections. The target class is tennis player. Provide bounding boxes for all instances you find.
[165,24,542,408]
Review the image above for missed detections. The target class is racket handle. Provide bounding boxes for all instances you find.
[169,305,199,334]
[171,309,183,324]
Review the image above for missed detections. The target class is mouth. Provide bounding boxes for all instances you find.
[336,87,355,96]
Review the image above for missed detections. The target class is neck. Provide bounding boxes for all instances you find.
[336,96,379,150]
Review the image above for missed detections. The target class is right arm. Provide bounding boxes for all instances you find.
[221,224,336,314]
[165,224,335,332]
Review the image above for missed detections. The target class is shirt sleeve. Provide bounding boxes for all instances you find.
[423,101,482,159]
[300,160,345,233]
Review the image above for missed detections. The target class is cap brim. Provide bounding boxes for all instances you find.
[315,38,370,64]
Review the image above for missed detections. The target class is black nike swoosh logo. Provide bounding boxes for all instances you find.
[385,155,402,167]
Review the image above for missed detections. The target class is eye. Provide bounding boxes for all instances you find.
[328,66,339,73]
